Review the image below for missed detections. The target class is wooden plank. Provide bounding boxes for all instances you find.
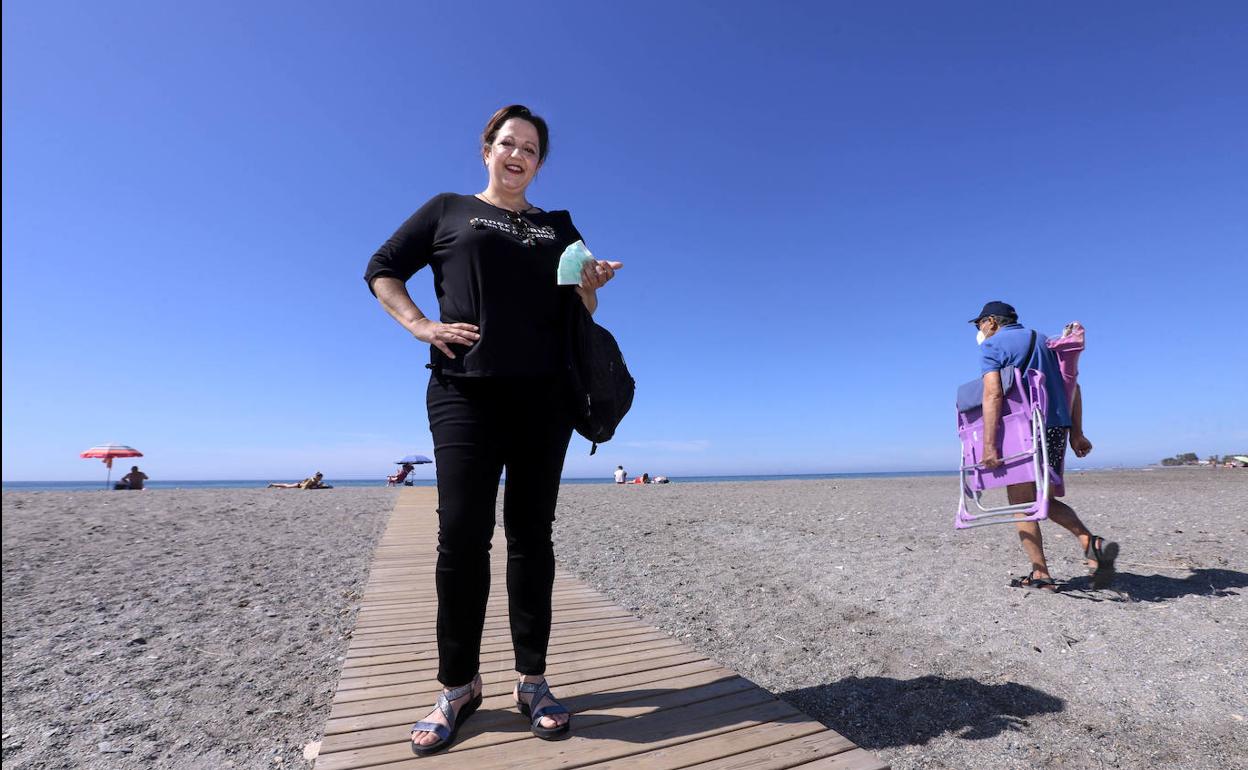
[327,650,710,720]
[338,627,666,682]
[345,620,668,656]
[587,718,829,768]
[682,730,862,770]
[342,618,654,665]
[324,662,724,739]
[794,747,891,769]
[333,639,692,703]
[336,632,673,689]
[341,620,653,671]
[350,598,618,632]
[341,610,637,654]
[312,487,886,770]
[315,676,771,769]
[318,663,731,755]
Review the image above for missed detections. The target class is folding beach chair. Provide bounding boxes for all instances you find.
[954,366,1058,529]
[387,466,413,486]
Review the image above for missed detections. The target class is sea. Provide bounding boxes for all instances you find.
[1,471,962,493]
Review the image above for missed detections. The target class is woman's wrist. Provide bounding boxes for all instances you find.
[405,316,432,335]
[576,285,598,314]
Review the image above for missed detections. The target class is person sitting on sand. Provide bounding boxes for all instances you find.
[115,466,148,490]
[268,472,331,489]
[971,301,1118,590]
[613,465,627,484]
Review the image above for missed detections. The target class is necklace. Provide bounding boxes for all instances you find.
[477,192,539,247]
[478,191,535,214]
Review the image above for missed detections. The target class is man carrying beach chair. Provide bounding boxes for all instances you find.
[971,301,1119,590]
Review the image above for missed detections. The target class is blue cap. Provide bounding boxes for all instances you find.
[969,301,1017,324]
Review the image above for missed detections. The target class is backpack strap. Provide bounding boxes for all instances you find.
[1022,330,1037,371]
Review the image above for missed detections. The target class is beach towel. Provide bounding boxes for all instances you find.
[1046,322,1085,409]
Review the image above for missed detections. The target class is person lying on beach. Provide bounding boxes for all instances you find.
[267,472,331,489]
[971,301,1118,590]
[115,466,148,490]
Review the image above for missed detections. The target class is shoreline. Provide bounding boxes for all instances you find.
[2,464,1204,493]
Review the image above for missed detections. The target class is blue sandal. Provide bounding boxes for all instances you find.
[410,677,483,756]
[516,678,571,740]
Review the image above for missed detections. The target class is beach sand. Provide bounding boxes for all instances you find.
[2,470,1245,769]
[1,488,395,769]
[554,469,1248,769]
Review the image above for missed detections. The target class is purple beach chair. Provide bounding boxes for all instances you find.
[955,367,1057,529]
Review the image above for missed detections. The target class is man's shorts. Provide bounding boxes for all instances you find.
[1045,427,1068,477]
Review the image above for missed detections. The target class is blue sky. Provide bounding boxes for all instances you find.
[3,1,1246,481]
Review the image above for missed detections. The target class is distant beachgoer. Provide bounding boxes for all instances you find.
[115,466,148,490]
[971,301,1117,590]
[366,105,624,753]
[389,463,416,486]
[613,466,627,484]
[268,472,330,489]
[653,476,670,484]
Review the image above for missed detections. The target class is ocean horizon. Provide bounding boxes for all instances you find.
[0,468,1152,493]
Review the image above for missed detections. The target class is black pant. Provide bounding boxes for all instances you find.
[426,373,573,686]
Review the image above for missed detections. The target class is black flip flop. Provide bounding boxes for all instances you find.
[1086,535,1119,588]
[1010,570,1061,592]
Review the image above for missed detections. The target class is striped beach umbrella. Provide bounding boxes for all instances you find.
[80,444,143,488]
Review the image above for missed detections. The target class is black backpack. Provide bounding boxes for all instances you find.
[565,294,635,454]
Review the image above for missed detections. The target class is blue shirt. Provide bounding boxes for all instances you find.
[979,323,1072,428]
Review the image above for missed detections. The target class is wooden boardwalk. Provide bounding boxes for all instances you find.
[313,487,888,769]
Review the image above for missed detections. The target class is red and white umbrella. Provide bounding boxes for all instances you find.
[80,444,143,488]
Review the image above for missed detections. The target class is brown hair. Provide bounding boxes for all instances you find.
[481,104,549,164]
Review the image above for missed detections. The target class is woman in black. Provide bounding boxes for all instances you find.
[365,105,622,755]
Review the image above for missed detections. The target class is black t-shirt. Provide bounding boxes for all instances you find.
[365,193,584,377]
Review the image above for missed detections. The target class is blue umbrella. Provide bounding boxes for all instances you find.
[396,454,433,465]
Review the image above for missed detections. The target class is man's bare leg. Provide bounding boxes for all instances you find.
[1010,482,1103,571]
[1045,499,1095,566]
[1007,483,1051,579]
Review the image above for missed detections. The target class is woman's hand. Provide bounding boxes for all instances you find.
[410,318,480,360]
[575,259,624,314]
[579,259,623,292]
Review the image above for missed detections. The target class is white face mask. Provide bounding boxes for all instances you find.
[976,330,987,345]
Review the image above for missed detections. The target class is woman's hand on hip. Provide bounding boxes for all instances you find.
[410,318,480,360]
[579,259,624,292]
